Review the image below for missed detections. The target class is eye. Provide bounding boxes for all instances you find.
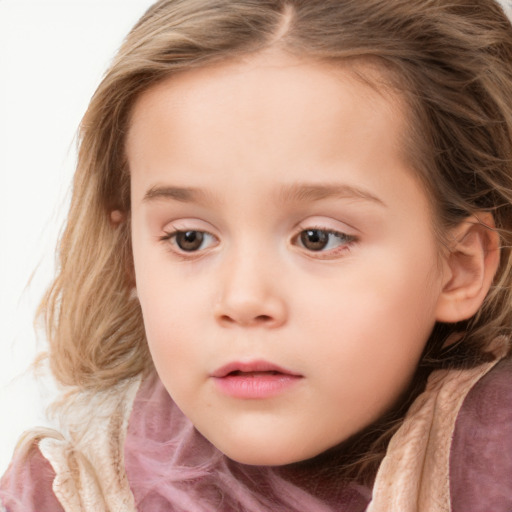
[296,228,355,252]
[162,230,217,253]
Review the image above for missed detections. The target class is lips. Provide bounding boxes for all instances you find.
[211,360,303,399]
[211,360,301,378]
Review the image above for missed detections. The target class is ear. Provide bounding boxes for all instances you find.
[435,212,500,323]
[110,209,126,226]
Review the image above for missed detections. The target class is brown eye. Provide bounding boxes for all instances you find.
[297,228,355,253]
[175,231,205,251]
[300,229,329,251]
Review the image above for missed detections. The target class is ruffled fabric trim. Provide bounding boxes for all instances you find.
[39,378,141,512]
[368,347,508,512]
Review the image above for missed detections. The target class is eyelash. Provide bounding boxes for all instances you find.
[159,229,218,257]
[159,227,357,259]
[293,227,357,258]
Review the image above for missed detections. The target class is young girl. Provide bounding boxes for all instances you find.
[2,0,512,510]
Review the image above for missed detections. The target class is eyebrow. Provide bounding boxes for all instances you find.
[143,185,213,204]
[277,183,386,207]
[143,182,386,207]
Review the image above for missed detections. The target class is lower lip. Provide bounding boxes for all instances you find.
[212,373,302,399]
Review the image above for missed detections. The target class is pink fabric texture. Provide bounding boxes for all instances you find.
[2,358,511,511]
[0,441,64,512]
[449,357,512,511]
[124,372,371,511]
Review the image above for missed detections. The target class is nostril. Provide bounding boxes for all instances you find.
[218,313,274,326]
[255,315,272,323]
[219,314,236,324]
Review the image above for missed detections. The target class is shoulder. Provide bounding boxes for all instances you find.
[0,433,64,512]
[0,377,141,512]
[450,356,512,512]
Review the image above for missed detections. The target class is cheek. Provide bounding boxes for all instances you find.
[135,262,211,381]
[296,248,441,389]
[138,280,197,350]
[139,297,199,405]
[133,232,198,336]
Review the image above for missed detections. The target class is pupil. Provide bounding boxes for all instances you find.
[301,229,328,251]
[176,231,204,251]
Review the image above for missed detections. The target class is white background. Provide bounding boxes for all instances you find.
[0,0,154,477]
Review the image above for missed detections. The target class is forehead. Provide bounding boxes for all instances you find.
[125,50,425,223]
[126,51,407,162]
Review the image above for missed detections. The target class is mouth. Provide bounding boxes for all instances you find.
[211,360,302,378]
[227,370,282,377]
[210,360,303,399]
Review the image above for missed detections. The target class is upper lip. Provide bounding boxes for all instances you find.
[211,360,302,378]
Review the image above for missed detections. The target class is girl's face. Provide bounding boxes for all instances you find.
[128,51,449,465]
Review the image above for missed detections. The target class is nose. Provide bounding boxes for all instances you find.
[214,248,287,329]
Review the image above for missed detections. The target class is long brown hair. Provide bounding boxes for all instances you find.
[40,0,512,482]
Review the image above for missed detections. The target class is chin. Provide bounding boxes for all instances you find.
[225,450,302,467]
[214,438,325,467]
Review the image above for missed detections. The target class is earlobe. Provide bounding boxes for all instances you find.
[435,213,500,323]
[110,209,126,226]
